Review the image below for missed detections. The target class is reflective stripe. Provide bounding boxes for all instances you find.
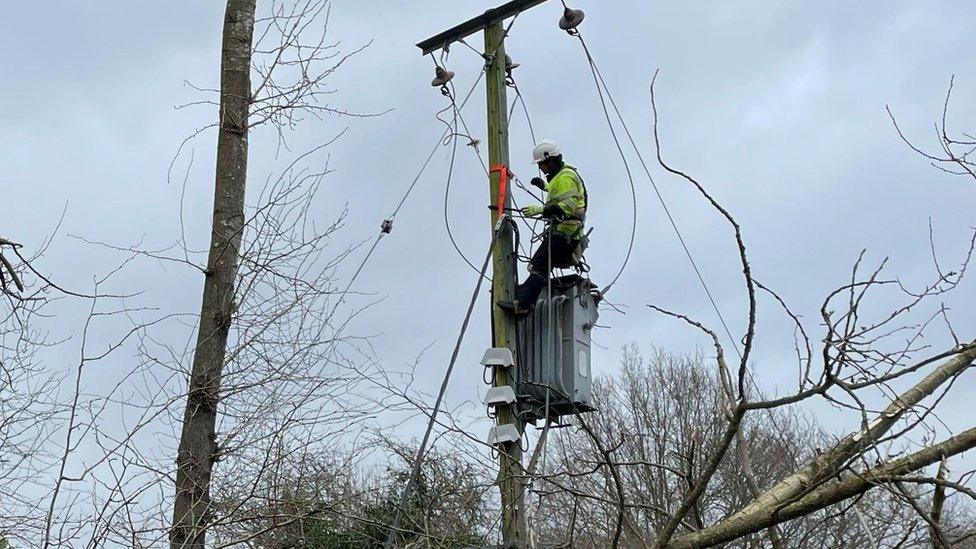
[544,165,587,238]
[550,189,578,201]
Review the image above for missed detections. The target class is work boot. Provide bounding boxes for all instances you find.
[496,300,531,318]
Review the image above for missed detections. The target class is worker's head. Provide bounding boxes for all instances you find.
[531,139,564,176]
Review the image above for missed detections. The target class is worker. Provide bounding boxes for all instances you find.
[498,139,587,317]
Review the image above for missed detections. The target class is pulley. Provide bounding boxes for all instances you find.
[430,66,455,87]
[558,7,585,31]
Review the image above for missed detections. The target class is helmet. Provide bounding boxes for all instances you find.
[531,139,561,164]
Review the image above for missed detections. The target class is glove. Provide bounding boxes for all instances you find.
[521,205,544,217]
[530,176,546,190]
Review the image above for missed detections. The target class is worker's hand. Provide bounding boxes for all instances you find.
[530,176,546,190]
[521,205,544,217]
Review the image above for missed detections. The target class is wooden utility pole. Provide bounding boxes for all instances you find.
[483,21,524,545]
[417,1,549,545]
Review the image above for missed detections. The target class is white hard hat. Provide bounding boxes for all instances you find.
[531,139,561,164]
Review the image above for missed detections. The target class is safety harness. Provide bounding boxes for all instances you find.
[545,165,590,270]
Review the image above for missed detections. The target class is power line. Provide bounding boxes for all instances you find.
[327,68,488,320]
[569,30,744,360]
[566,31,638,296]
[569,12,808,481]
[442,123,488,276]
[441,73,536,271]
[384,221,502,547]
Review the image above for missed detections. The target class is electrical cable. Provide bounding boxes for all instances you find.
[506,78,544,246]
[442,124,488,277]
[571,30,745,360]
[437,13,541,268]
[328,68,488,319]
[569,18,795,458]
[442,77,535,269]
[384,220,504,547]
[565,31,638,296]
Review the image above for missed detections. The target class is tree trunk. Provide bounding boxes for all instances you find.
[666,344,976,548]
[667,426,976,548]
[170,1,255,547]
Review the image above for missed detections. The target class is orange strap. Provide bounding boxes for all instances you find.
[490,164,508,218]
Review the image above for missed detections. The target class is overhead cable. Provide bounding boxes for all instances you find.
[384,218,505,546]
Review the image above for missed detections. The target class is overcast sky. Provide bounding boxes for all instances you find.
[3,0,976,484]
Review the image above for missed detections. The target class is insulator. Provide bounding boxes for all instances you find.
[558,7,585,31]
[504,54,520,72]
[430,66,455,87]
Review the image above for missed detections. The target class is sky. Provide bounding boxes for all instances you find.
[3,0,976,527]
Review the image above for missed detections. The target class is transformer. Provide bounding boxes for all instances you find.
[515,275,599,422]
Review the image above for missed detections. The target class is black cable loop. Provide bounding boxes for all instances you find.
[448,96,533,263]
[437,12,544,274]
[443,128,489,278]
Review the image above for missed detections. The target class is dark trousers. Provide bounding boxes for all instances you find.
[515,233,578,306]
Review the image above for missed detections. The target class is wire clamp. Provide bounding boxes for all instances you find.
[380,219,393,234]
[482,52,497,71]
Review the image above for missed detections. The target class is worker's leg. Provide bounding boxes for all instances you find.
[515,233,577,305]
[547,232,578,269]
[513,236,551,307]
[500,234,578,315]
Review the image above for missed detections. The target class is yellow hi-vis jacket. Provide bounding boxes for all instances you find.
[543,165,587,238]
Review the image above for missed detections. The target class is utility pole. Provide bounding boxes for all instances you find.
[417,1,549,545]
[483,21,523,545]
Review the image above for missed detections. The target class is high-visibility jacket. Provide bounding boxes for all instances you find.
[543,165,587,238]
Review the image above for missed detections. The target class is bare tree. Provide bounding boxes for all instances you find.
[170,1,377,546]
[888,75,976,183]
[531,347,976,547]
[170,1,258,545]
[0,238,62,544]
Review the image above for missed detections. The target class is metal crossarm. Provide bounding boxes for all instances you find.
[416,0,549,55]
